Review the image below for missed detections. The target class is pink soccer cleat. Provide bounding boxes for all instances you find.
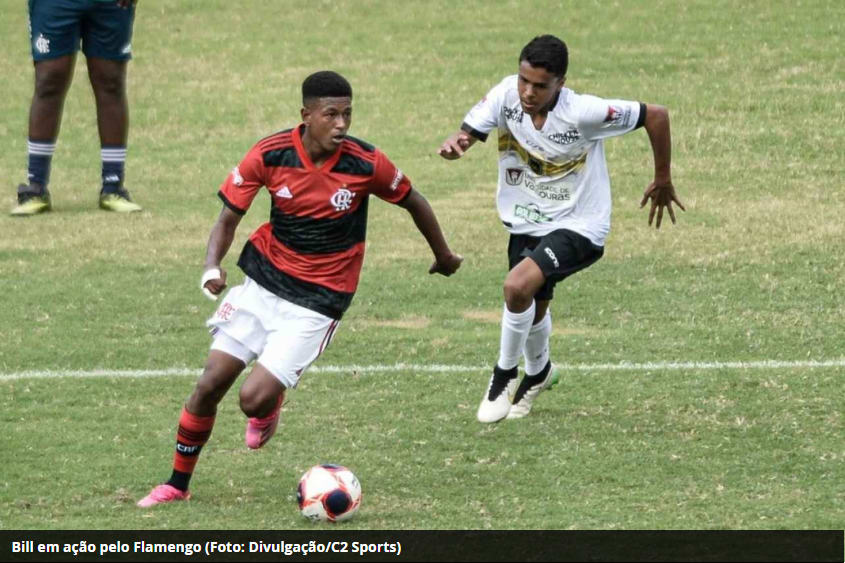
[245,395,283,450]
[136,484,191,508]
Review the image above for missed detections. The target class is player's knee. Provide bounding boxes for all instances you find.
[503,279,533,309]
[238,384,284,418]
[91,71,126,99]
[34,69,71,99]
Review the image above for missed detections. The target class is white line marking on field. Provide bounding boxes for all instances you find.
[1,359,844,381]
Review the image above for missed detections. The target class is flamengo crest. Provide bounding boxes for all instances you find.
[330,187,355,211]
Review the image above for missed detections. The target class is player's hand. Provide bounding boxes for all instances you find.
[201,267,227,301]
[429,252,463,276]
[437,133,472,160]
[640,179,685,229]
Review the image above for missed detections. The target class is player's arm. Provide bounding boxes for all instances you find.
[396,188,463,276]
[437,127,480,160]
[639,103,686,228]
[201,206,243,299]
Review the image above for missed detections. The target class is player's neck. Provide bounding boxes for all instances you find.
[528,91,560,130]
[300,131,339,167]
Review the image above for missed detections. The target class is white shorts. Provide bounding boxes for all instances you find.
[207,277,340,389]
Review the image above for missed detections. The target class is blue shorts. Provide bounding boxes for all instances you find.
[28,0,135,61]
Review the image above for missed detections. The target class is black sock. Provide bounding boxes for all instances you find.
[166,470,192,492]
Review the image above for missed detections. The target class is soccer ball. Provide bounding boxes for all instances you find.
[296,464,362,522]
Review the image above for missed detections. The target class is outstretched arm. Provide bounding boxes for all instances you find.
[397,188,463,276]
[437,129,479,160]
[639,104,685,228]
[201,206,243,299]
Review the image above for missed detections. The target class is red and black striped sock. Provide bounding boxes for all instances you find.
[166,407,215,492]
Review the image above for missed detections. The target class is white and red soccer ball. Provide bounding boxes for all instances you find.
[296,464,362,522]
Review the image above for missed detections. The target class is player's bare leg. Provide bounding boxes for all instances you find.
[87,56,140,212]
[478,258,547,423]
[12,56,75,216]
[239,363,286,449]
[137,351,245,507]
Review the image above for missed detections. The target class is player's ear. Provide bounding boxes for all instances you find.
[300,106,310,124]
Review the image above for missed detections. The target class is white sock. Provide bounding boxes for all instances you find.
[523,310,551,375]
[497,301,536,370]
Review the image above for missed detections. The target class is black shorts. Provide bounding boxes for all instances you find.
[507,229,604,301]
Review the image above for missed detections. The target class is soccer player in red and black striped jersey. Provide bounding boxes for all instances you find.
[138,71,462,507]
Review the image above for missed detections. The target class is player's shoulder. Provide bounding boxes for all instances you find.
[335,135,381,176]
[255,128,296,152]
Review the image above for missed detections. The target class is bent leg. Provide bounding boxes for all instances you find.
[186,349,247,417]
[240,363,286,449]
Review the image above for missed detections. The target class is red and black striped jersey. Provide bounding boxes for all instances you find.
[218,124,412,320]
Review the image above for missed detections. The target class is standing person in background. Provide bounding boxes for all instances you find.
[12,0,141,216]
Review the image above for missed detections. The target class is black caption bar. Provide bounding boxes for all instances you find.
[2,530,842,562]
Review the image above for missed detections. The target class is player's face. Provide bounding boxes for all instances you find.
[301,97,353,154]
[517,61,565,116]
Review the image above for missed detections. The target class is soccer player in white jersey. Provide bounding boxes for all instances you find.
[438,34,685,423]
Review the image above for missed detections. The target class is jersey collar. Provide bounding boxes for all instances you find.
[293,123,343,171]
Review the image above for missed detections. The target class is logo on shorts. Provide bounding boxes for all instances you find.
[216,302,235,321]
[122,43,132,55]
[544,247,560,268]
[34,34,50,54]
[505,168,524,186]
[330,187,355,211]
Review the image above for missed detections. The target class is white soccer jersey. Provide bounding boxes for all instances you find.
[462,75,644,246]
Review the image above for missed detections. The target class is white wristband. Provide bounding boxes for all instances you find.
[200,267,221,301]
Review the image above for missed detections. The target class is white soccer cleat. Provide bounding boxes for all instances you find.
[507,362,559,419]
[477,366,519,423]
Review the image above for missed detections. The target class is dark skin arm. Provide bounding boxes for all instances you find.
[396,188,463,276]
[202,206,243,296]
[640,103,685,228]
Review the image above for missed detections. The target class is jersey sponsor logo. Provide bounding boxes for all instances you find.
[231,166,244,186]
[34,34,50,54]
[502,105,524,123]
[275,186,293,199]
[544,247,560,268]
[603,105,632,127]
[389,169,404,191]
[505,168,524,186]
[521,174,572,201]
[548,128,581,145]
[514,203,551,223]
[330,187,355,211]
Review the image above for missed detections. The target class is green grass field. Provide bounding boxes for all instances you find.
[0,0,842,530]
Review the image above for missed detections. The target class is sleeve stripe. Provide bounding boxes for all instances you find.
[461,122,489,142]
[218,191,246,215]
[635,103,647,130]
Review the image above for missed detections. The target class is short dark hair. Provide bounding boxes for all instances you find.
[302,71,352,105]
[519,35,568,77]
